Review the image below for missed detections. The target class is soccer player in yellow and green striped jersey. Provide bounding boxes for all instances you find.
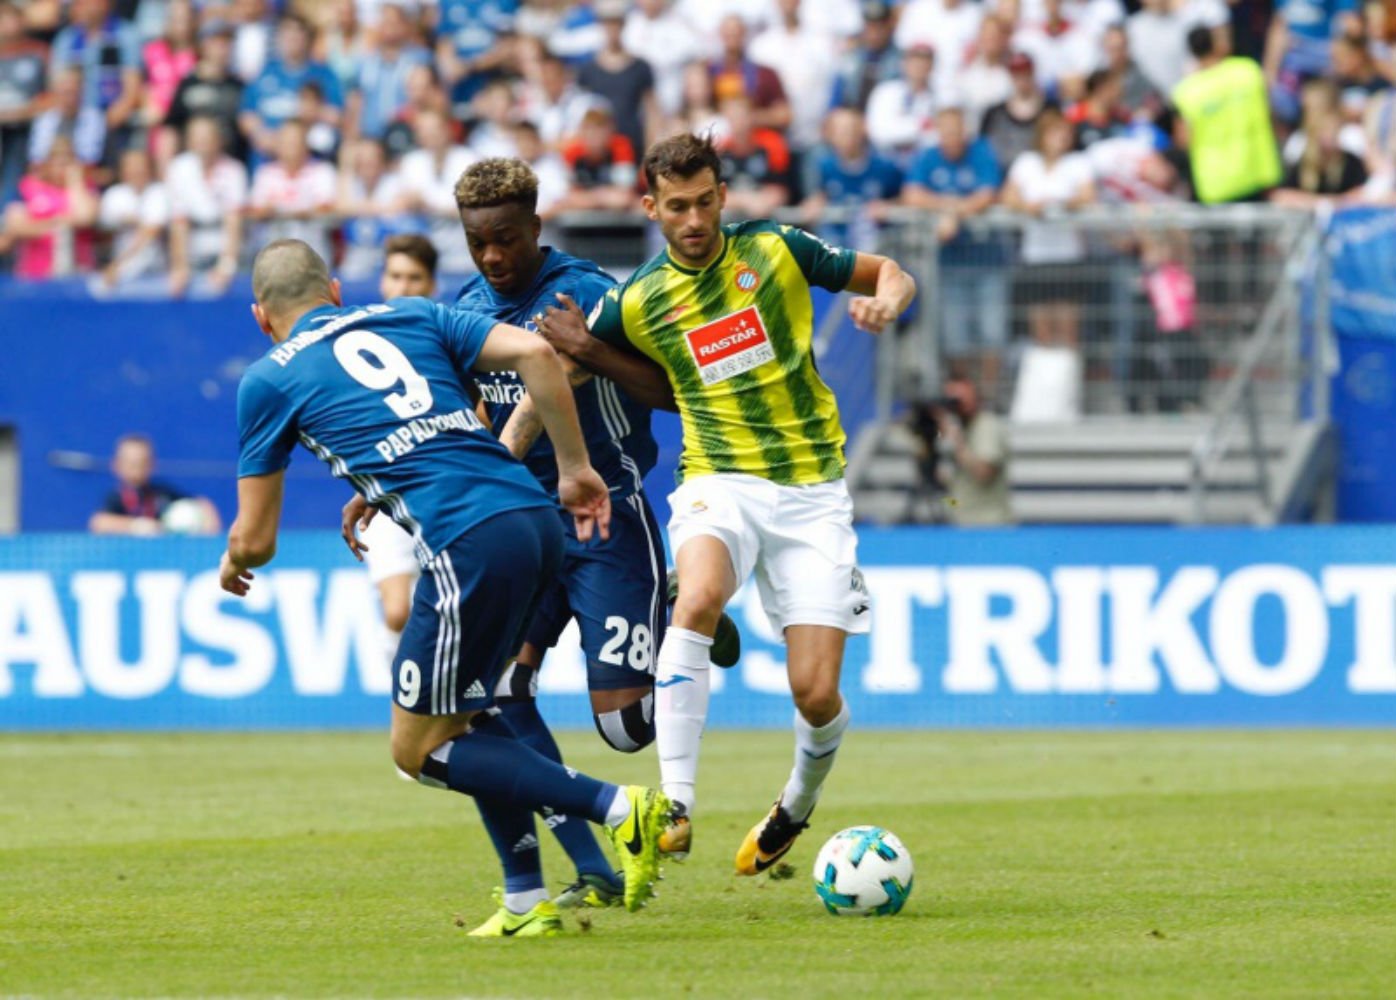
[536,132,916,875]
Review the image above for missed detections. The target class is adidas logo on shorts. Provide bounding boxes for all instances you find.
[464,679,486,699]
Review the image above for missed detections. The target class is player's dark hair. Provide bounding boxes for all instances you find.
[383,233,438,275]
[643,132,723,193]
[454,157,539,214]
[1186,25,1214,59]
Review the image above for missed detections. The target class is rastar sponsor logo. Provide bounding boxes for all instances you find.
[683,306,774,384]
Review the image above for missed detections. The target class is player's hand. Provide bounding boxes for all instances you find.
[536,293,593,360]
[340,494,376,562]
[219,551,254,596]
[558,465,612,543]
[849,296,900,335]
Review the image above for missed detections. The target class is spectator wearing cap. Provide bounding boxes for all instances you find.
[980,51,1054,170]
[0,0,46,204]
[579,0,658,157]
[97,147,167,289]
[950,16,1014,136]
[0,134,99,278]
[866,43,938,160]
[904,105,1007,391]
[436,0,519,107]
[623,0,703,118]
[346,2,430,143]
[238,15,343,162]
[750,0,839,153]
[1013,0,1096,102]
[800,106,902,249]
[142,0,197,130]
[829,1,902,113]
[166,115,247,296]
[165,20,246,166]
[48,0,142,135]
[28,66,106,168]
[337,136,411,279]
[897,0,985,98]
[715,92,793,217]
[1263,0,1362,124]
[398,107,476,271]
[557,104,639,212]
[709,14,792,134]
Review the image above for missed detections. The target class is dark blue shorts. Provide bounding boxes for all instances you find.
[394,505,563,716]
[525,492,668,692]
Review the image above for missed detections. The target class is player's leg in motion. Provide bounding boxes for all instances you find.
[389,508,671,929]
[360,514,421,670]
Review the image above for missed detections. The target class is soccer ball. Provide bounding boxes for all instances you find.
[160,498,216,535]
[812,826,914,916]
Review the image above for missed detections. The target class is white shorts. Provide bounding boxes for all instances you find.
[667,473,870,636]
[361,513,421,586]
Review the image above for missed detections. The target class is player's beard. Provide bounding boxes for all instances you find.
[671,227,719,267]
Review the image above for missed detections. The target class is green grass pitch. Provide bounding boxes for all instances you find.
[3,730,1395,998]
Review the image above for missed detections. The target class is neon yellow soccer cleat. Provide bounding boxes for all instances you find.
[466,892,564,938]
[605,785,671,911]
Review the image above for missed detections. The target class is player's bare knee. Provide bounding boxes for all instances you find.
[792,681,842,727]
[390,737,425,780]
[671,586,726,634]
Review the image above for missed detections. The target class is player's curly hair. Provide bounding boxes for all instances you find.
[453,158,539,214]
[642,132,724,193]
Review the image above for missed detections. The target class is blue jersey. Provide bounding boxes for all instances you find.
[236,297,551,565]
[240,59,344,129]
[456,248,657,501]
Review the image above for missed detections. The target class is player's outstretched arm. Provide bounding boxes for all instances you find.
[845,252,918,335]
[537,293,677,412]
[476,324,612,542]
[220,470,285,596]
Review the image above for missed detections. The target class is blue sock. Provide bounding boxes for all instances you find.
[422,712,619,824]
[473,794,544,894]
[499,696,616,881]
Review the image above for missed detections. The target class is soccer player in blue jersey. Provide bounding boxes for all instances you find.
[220,239,671,937]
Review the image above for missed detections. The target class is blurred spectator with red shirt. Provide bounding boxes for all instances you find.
[579,0,657,158]
[1066,68,1131,148]
[709,14,791,134]
[717,93,791,215]
[557,104,637,211]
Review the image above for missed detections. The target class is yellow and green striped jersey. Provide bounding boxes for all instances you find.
[589,220,857,486]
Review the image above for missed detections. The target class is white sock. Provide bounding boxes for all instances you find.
[780,701,850,823]
[504,888,548,914]
[655,627,713,813]
[603,787,630,828]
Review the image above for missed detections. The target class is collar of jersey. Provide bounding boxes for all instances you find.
[291,304,340,335]
[664,231,728,276]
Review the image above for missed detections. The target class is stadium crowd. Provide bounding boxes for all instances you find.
[0,0,1390,293]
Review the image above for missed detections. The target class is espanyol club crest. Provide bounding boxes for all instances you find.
[734,266,760,292]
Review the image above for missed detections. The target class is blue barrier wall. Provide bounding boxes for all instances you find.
[3,526,1394,730]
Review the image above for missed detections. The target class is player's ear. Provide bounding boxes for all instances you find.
[531,213,542,241]
[329,278,342,307]
[641,193,658,221]
[717,181,727,210]
[251,302,274,338]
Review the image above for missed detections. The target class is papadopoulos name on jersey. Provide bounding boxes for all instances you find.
[374,407,485,463]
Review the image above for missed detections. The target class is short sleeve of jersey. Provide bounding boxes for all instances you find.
[431,300,497,372]
[237,372,297,478]
[586,285,630,349]
[776,224,857,292]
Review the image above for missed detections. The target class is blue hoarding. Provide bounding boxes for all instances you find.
[2,527,1394,730]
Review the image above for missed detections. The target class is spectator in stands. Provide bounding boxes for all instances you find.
[829,0,901,114]
[903,105,1007,392]
[709,14,792,133]
[435,0,520,106]
[165,21,246,167]
[800,106,902,249]
[97,146,167,289]
[1263,0,1362,123]
[1013,0,1095,102]
[556,104,638,211]
[0,134,98,278]
[512,118,570,219]
[717,93,792,216]
[337,136,410,279]
[1100,24,1162,123]
[524,46,601,147]
[866,43,938,160]
[383,62,451,160]
[466,79,520,159]
[1283,77,1367,163]
[1271,107,1369,206]
[750,0,839,153]
[981,52,1053,170]
[1172,26,1282,203]
[676,0,773,36]
[1332,32,1390,125]
[579,0,657,158]
[669,59,725,140]
[231,0,273,84]
[317,0,367,93]
[953,15,1013,135]
[238,15,342,162]
[924,375,1013,526]
[1360,88,1396,200]
[622,0,702,118]
[0,0,47,204]
[247,119,337,261]
[398,106,475,271]
[29,66,106,168]
[1128,0,1201,97]
[897,0,984,99]
[346,2,430,142]
[1133,230,1207,413]
[141,0,198,131]
[48,0,142,139]
[88,433,221,536]
[1067,69,1130,148]
[297,82,343,162]
[166,114,247,296]
[1002,108,1096,353]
